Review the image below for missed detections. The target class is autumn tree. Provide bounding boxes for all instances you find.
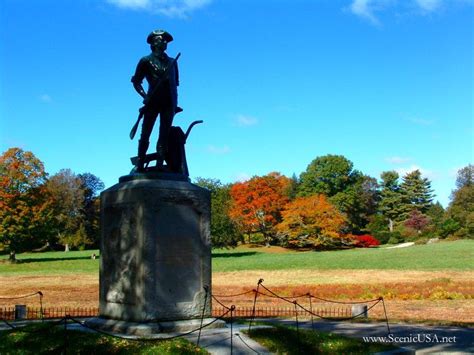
[229,172,290,245]
[0,148,54,260]
[277,194,347,249]
[404,209,431,234]
[195,177,241,248]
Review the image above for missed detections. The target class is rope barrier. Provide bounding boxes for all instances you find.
[0,291,43,300]
[0,318,15,329]
[248,279,263,333]
[381,297,391,335]
[211,290,255,298]
[197,286,209,346]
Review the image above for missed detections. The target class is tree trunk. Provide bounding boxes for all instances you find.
[388,218,394,232]
[65,243,70,252]
[8,250,16,262]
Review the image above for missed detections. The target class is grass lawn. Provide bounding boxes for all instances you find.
[213,240,474,272]
[0,240,472,275]
[0,322,207,354]
[245,324,398,354]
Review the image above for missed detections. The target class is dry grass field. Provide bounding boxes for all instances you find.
[1,269,473,324]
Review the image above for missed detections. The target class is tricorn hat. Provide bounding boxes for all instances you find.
[147,30,173,44]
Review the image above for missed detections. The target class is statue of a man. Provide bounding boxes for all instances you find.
[131,30,180,172]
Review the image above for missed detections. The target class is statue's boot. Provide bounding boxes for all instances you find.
[137,139,149,172]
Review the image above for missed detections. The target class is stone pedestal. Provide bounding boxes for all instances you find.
[99,174,211,322]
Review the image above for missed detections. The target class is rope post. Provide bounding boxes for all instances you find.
[380,297,391,335]
[294,301,301,353]
[64,315,68,355]
[230,305,235,355]
[308,293,314,330]
[248,278,263,334]
[197,285,209,346]
[38,291,44,322]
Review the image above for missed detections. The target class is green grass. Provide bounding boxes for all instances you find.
[0,250,100,275]
[0,322,207,354]
[1,240,472,276]
[213,240,474,271]
[245,324,397,354]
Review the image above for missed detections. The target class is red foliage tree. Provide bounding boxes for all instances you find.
[229,172,291,245]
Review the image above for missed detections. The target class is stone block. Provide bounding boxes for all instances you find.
[99,176,211,322]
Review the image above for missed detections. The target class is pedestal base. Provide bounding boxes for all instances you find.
[99,174,211,322]
[85,317,226,337]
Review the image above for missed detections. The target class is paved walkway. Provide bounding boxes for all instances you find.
[2,318,473,354]
[258,318,474,354]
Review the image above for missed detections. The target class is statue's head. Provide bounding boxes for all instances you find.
[147,30,173,52]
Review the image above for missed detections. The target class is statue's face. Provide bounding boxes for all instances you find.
[151,36,167,52]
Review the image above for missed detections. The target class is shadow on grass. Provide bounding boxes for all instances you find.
[13,256,100,263]
[212,251,258,258]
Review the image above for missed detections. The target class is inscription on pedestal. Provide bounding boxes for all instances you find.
[99,178,211,322]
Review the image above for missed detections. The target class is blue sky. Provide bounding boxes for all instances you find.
[1,0,472,207]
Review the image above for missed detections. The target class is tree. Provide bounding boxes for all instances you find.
[298,155,359,197]
[330,175,379,234]
[78,173,104,247]
[277,194,347,249]
[0,148,54,260]
[455,164,473,189]
[229,172,290,245]
[448,165,474,238]
[46,169,85,250]
[378,171,404,231]
[399,170,434,216]
[194,178,241,248]
[404,210,431,234]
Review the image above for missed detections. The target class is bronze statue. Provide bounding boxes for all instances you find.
[131,29,181,172]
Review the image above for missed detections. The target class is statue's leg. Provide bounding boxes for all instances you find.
[156,107,175,166]
[137,111,157,172]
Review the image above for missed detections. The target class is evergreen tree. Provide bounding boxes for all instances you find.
[399,170,434,217]
[378,171,404,231]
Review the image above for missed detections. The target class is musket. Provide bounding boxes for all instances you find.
[129,52,181,140]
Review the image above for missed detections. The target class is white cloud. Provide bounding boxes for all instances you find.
[396,164,437,180]
[414,0,441,12]
[106,0,211,17]
[233,172,251,182]
[347,0,472,23]
[349,0,381,25]
[107,0,150,10]
[235,114,258,127]
[386,156,412,164]
[39,94,52,103]
[206,145,230,154]
[407,117,435,126]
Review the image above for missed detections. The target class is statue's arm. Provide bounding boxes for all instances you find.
[131,59,147,100]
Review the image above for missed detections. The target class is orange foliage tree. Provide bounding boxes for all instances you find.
[229,172,291,245]
[277,194,348,249]
[0,148,54,260]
